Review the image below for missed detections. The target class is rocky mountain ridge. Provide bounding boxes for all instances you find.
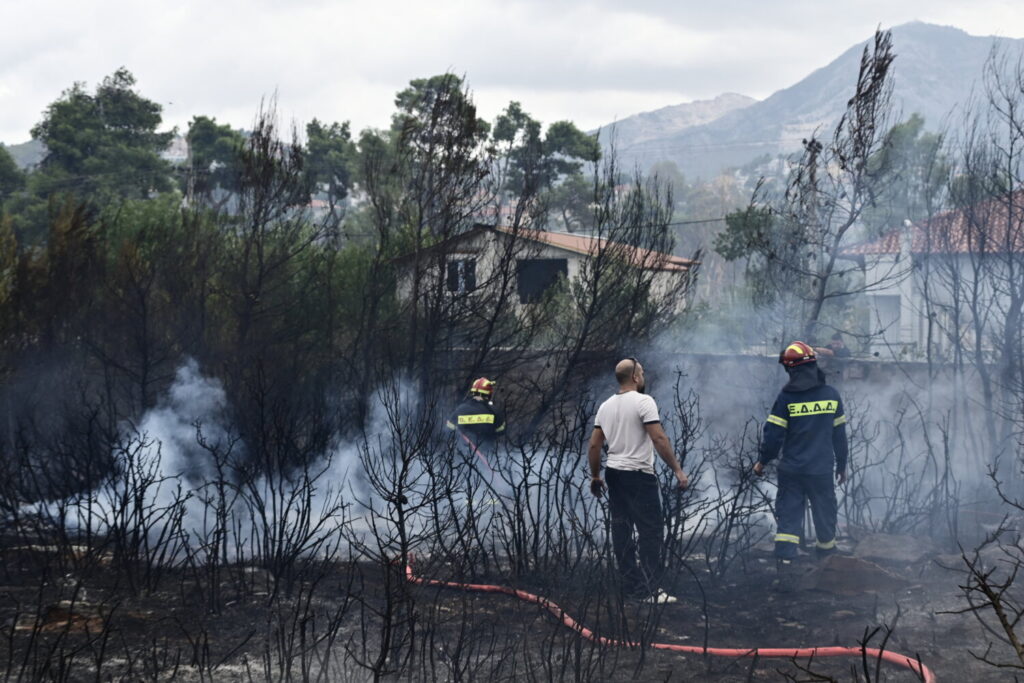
[604,22,1024,179]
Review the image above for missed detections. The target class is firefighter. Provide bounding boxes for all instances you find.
[446,378,507,499]
[445,377,506,446]
[753,341,848,588]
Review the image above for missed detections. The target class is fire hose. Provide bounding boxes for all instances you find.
[405,557,935,683]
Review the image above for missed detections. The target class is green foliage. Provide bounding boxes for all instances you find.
[393,74,491,153]
[863,113,948,232]
[305,118,356,212]
[30,68,174,204]
[0,215,19,359]
[358,74,493,246]
[544,121,601,168]
[714,205,774,262]
[492,101,600,197]
[185,115,246,204]
[544,173,592,231]
[0,145,25,204]
[715,203,812,308]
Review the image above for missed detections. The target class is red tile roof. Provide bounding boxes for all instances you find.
[846,191,1024,256]
[493,225,696,272]
[391,223,698,272]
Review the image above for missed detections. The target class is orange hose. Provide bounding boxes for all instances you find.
[405,559,935,683]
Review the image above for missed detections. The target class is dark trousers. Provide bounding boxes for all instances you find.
[774,470,837,559]
[606,468,663,591]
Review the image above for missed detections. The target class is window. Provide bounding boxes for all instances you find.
[517,258,567,304]
[447,259,476,294]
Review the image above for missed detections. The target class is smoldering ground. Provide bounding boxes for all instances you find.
[0,327,1020,681]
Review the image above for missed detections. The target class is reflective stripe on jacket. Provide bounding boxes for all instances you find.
[760,384,848,476]
[445,398,506,443]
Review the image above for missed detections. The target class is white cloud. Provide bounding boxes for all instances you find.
[2,0,1024,144]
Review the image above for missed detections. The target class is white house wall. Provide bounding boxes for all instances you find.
[395,231,585,308]
[396,230,690,317]
[860,254,915,357]
[862,252,1018,360]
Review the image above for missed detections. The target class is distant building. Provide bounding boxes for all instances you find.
[160,135,189,164]
[845,192,1024,359]
[394,223,696,314]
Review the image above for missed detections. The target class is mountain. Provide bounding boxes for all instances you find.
[608,22,1024,180]
[4,139,45,169]
[3,136,189,170]
[596,93,756,154]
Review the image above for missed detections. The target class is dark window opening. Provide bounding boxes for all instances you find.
[517,258,567,304]
[447,259,476,293]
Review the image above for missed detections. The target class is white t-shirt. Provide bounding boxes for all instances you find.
[594,391,660,474]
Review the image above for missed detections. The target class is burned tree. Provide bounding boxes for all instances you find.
[521,152,699,437]
[716,29,910,345]
[907,46,1024,469]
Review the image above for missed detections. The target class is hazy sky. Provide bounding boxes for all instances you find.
[3,0,1024,145]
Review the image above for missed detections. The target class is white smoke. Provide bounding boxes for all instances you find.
[135,358,233,503]
[22,359,374,563]
[644,289,1012,546]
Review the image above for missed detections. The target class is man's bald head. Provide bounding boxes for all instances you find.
[615,358,641,387]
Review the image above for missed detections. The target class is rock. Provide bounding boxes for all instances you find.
[933,553,964,568]
[853,533,935,564]
[935,543,1022,570]
[808,555,908,595]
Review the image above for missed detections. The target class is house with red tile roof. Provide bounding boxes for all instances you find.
[845,192,1024,358]
[394,223,697,314]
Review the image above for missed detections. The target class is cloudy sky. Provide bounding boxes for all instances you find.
[2,0,1024,145]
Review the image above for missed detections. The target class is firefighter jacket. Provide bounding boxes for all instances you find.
[759,364,848,476]
[445,397,506,445]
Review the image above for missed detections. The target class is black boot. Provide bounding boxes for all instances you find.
[815,546,837,563]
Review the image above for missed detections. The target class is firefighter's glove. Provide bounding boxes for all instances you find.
[590,477,606,498]
[752,461,765,477]
[836,471,846,485]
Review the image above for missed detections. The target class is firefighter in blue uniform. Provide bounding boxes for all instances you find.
[754,342,848,584]
[445,377,506,447]
[446,378,507,498]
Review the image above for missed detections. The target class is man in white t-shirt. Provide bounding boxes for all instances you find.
[587,358,689,604]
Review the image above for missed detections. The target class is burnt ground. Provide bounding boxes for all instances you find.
[0,536,1012,682]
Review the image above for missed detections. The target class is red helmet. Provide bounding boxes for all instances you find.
[779,341,816,368]
[470,377,496,397]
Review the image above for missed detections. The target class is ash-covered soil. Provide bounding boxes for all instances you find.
[421,541,997,682]
[0,536,1009,681]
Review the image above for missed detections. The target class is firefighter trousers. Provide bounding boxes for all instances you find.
[773,470,837,559]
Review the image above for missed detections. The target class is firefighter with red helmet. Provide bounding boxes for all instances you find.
[753,342,849,587]
[446,378,507,500]
[445,377,506,447]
